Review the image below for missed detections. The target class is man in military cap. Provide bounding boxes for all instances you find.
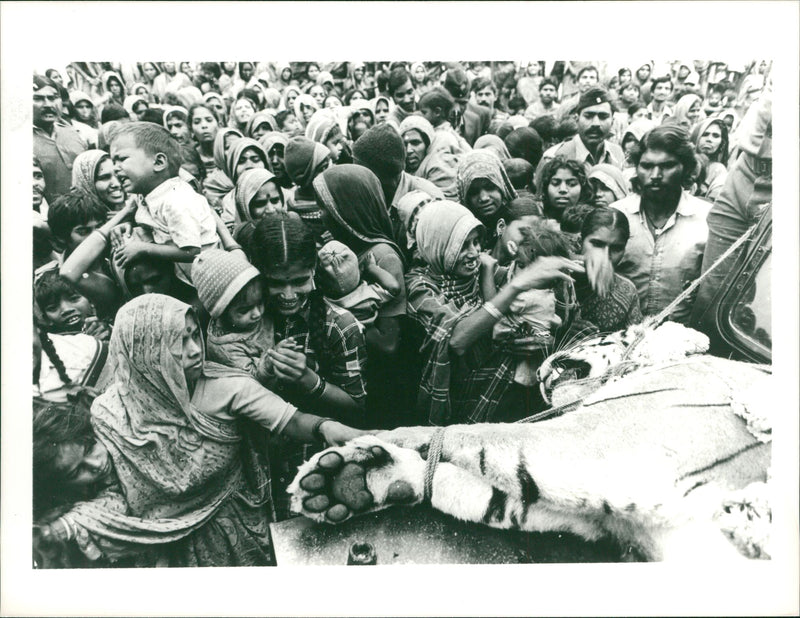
[442,65,490,147]
[535,87,625,187]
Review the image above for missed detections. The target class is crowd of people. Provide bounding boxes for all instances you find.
[31,59,772,567]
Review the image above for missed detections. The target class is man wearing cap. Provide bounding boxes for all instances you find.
[535,87,625,188]
[443,66,489,147]
[33,75,88,203]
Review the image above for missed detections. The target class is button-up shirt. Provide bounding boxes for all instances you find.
[611,191,711,324]
[33,120,88,203]
[535,134,625,190]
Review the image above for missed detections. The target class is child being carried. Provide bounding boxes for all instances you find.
[316,240,400,327]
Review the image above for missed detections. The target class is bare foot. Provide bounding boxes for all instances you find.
[288,436,426,524]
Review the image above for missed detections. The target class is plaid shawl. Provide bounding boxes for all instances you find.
[407,201,515,425]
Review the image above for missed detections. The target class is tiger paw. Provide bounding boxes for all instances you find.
[288,436,426,524]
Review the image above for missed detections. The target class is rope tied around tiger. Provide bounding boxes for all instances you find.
[424,427,447,502]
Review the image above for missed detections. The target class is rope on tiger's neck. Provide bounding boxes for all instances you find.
[621,222,760,362]
[424,427,447,502]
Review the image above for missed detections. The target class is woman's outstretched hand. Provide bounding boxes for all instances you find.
[319,421,375,446]
[584,250,614,298]
[510,256,585,293]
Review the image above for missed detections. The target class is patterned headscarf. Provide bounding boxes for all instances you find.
[456,150,517,209]
[90,294,243,519]
[223,137,267,183]
[473,134,511,161]
[304,109,341,145]
[71,149,110,203]
[244,110,277,139]
[396,190,434,249]
[313,164,402,259]
[234,168,283,225]
[415,200,484,277]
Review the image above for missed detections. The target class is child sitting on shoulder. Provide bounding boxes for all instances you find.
[486,224,571,386]
[316,240,400,327]
[109,122,221,288]
[192,249,276,386]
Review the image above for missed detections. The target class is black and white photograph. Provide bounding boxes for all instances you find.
[2,2,798,616]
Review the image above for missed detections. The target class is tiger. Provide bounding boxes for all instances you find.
[536,320,711,408]
[289,354,772,562]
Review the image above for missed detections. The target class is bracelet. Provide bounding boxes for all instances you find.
[227,243,243,252]
[311,416,333,442]
[92,229,109,244]
[308,373,327,398]
[483,301,503,321]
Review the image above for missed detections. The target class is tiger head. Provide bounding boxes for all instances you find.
[537,321,710,406]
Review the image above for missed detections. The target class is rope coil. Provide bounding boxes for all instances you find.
[424,427,446,502]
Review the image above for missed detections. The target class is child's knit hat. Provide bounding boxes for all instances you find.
[191,249,260,318]
[317,240,361,299]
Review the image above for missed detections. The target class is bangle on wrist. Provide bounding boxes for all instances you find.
[309,374,327,398]
[93,229,109,243]
[311,416,333,442]
[483,301,503,321]
[227,243,243,252]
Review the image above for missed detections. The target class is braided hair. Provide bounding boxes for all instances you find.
[249,211,329,370]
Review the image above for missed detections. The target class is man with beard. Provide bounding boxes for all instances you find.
[535,88,624,188]
[33,76,88,203]
[611,125,710,324]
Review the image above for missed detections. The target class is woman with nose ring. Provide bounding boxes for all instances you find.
[405,200,584,425]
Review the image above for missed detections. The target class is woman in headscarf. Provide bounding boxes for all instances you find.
[138,62,160,93]
[259,132,295,201]
[219,138,268,229]
[203,128,243,214]
[34,294,365,567]
[620,118,657,167]
[399,115,459,199]
[305,109,347,164]
[346,100,374,142]
[370,95,393,125]
[405,200,581,425]
[262,87,282,112]
[71,149,129,213]
[203,91,228,126]
[275,63,294,93]
[690,117,730,201]
[587,163,629,208]
[395,189,435,257]
[456,150,517,241]
[473,134,511,161]
[313,164,415,428]
[671,94,703,132]
[293,93,320,128]
[233,168,285,233]
[98,71,126,108]
[283,137,331,239]
[122,94,149,122]
[68,91,99,148]
[315,70,336,96]
[280,85,302,113]
[343,62,366,93]
[162,105,193,146]
[244,110,277,140]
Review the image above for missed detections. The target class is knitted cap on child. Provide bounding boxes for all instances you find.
[317,240,361,299]
[191,249,260,318]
